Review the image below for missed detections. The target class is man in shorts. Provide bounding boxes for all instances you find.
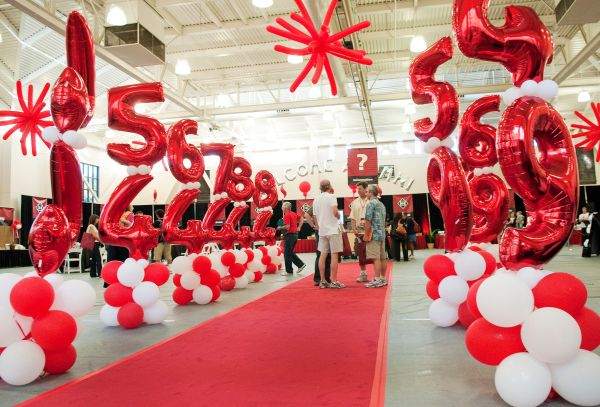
[349,181,373,282]
[363,185,388,288]
[312,179,345,289]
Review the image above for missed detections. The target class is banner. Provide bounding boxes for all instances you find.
[32,197,48,218]
[347,147,378,185]
[0,207,14,223]
[343,197,354,217]
[296,199,313,217]
[393,195,413,214]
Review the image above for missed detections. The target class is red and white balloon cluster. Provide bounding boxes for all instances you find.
[466,270,600,407]
[0,274,95,385]
[424,247,496,328]
[171,254,221,306]
[100,259,170,329]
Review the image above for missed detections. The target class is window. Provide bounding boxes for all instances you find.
[80,163,99,203]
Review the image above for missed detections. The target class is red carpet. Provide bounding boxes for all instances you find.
[20,263,391,407]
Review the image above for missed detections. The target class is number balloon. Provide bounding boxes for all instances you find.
[166,119,204,184]
[469,173,509,243]
[51,67,89,134]
[459,95,500,169]
[226,156,254,202]
[162,189,206,254]
[201,143,233,195]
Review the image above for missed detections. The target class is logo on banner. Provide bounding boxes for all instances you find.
[398,197,409,210]
[393,194,413,213]
[301,202,311,213]
[347,148,378,185]
[32,197,48,218]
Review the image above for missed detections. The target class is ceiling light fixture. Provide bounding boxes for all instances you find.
[287,54,303,64]
[106,5,127,26]
[578,90,591,103]
[252,0,273,8]
[175,59,191,76]
[410,36,427,53]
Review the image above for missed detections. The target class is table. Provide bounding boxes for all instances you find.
[435,234,445,249]
[570,230,582,245]
[0,250,32,268]
[416,235,426,250]
[295,239,317,253]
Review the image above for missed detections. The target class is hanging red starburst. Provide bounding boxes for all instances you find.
[0,81,53,156]
[572,101,600,162]
[266,0,372,96]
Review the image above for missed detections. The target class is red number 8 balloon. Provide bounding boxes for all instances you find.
[496,97,578,270]
[427,147,473,252]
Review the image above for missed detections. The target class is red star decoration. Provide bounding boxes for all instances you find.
[267,0,372,96]
[572,102,600,162]
[0,81,53,156]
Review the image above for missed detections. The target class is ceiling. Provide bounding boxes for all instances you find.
[0,0,599,154]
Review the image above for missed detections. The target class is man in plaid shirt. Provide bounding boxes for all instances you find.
[363,184,388,288]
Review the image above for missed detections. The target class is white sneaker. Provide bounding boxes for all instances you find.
[297,264,306,274]
[280,271,290,276]
[356,272,368,283]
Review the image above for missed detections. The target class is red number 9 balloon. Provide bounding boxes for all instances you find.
[458,95,500,169]
[468,174,509,243]
[167,119,204,184]
[427,147,473,252]
[496,97,578,269]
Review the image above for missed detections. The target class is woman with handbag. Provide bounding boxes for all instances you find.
[83,214,102,278]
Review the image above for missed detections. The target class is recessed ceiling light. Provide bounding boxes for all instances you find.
[410,36,427,53]
[175,59,191,76]
[578,90,591,103]
[106,5,127,26]
[287,54,303,64]
[216,53,231,57]
[252,0,273,8]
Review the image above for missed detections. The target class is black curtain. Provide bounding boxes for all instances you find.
[427,194,444,232]
[413,193,430,235]
[585,185,600,212]
[19,195,52,246]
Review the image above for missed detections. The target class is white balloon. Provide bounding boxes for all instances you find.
[550,350,600,406]
[171,255,192,275]
[454,250,486,281]
[24,271,38,278]
[244,270,255,283]
[193,285,213,305]
[0,307,27,347]
[234,275,249,289]
[428,299,458,327]
[0,341,45,386]
[495,352,552,407]
[438,276,469,305]
[537,80,558,101]
[0,273,22,308]
[516,267,546,289]
[43,273,64,291]
[132,282,160,308]
[477,273,534,327]
[502,87,523,106]
[62,130,87,149]
[180,271,201,290]
[267,245,278,258]
[41,126,60,144]
[117,261,145,288]
[521,307,581,364]
[485,244,500,263]
[53,280,97,317]
[99,304,120,327]
[233,250,248,265]
[520,80,539,97]
[137,258,149,269]
[252,249,263,260]
[143,300,168,325]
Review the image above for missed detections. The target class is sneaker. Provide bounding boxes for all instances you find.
[378,278,388,287]
[281,271,290,276]
[356,272,368,283]
[319,281,329,289]
[365,279,379,288]
[297,264,306,274]
[330,281,346,289]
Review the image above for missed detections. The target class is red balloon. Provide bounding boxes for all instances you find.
[143,263,170,286]
[497,97,578,269]
[229,263,246,278]
[409,36,459,143]
[104,283,133,307]
[423,254,456,283]
[532,272,587,316]
[452,0,554,86]
[459,95,500,168]
[200,269,221,288]
[28,204,71,277]
[210,285,221,302]
[227,156,254,202]
[200,143,234,195]
[202,197,232,236]
[101,261,122,284]
[66,11,95,128]
[10,277,54,318]
[31,310,77,351]
[261,255,272,266]
[166,119,204,184]
[253,271,263,282]
[298,181,311,198]
[192,255,212,273]
[163,189,206,253]
[574,307,600,351]
[253,171,278,245]
[258,246,269,256]
[469,174,509,243]
[221,252,236,267]
[117,302,144,329]
[98,175,159,260]
[265,264,277,274]
[51,67,89,133]
[465,318,526,365]
[466,278,487,319]
[245,249,255,263]
[220,276,236,291]
[427,147,473,252]
[458,302,477,328]
[478,250,497,276]
[107,82,167,167]
[425,279,440,300]
[44,344,77,375]
[173,273,182,287]
[172,287,193,305]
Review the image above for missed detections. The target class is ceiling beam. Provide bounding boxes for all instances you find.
[554,31,600,84]
[6,0,204,116]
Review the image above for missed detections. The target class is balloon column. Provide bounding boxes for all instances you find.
[0,11,97,386]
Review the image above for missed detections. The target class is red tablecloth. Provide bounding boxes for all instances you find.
[434,234,445,249]
[416,235,426,250]
[294,239,316,253]
[570,230,582,245]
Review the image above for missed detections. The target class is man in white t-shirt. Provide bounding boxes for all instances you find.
[349,181,373,283]
[312,179,345,289]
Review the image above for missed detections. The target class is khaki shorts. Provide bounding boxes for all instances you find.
[366,239,386,260]
[318,234,343,254]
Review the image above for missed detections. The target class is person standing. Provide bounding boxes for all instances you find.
[153,209,172,264]
[402,212,416,258]
[278,202,306,276]
[364,185,388,288]
[86,214,102,278]
[304,208,331,286]
[349,181,371,282]
[390,213,409,261]
[312,179,344,289]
